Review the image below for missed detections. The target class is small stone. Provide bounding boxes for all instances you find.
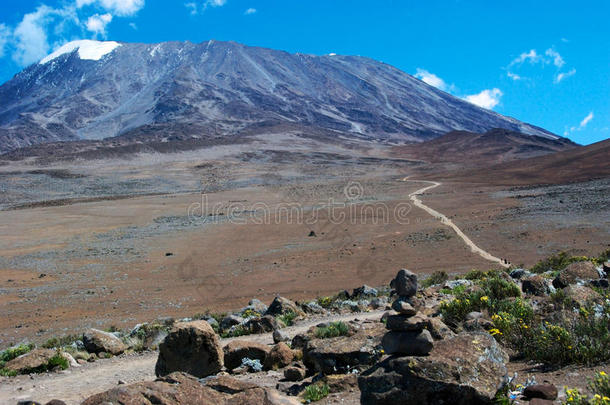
[391,300,416,316]
[523,384,558,400]
[426,317,456,340]
[273,329,290,344]
[118,379,126,385]
[283,366,306,382]
[386,314,428,332]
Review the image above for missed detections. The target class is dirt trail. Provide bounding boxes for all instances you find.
[0,310,385,405]
[404,177,509,268]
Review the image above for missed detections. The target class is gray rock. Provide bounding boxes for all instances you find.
[370,297,388,309]
[352,285,378,298]
[245,315,278,334]
[509,268,529,279]
[426,317,456,340]
[265,296,303,317]
[391,300,417,316]
[381,329,433,356]
[83,329,127,355]
[465,311,483,321]
[385,314,428,332]
[522,275,551,296]
[223,340,270,371]
[220,315,244,331]
[359,332,508,405]
[155,321,223,378]
[443,279,472,290]
[273,329,290,344]
[390,269,417,297]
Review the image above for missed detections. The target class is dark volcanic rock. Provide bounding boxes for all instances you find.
[265,296,303,317]
[522,275,550,296]
[390,269,418,297]
[523,384,558,400]
[553,261,600,289]
[223,340,271,371]
[381,329,433,356]
[359,332,509,405]
[155,320,223,378]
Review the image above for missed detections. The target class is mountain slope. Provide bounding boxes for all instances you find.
[0,40,557,153]
[394,128,576,165]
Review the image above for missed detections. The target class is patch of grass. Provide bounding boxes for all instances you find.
[530,251,591,274]
[421,271,448,288]
[315,322,349,339]
[278,311,297,327]
[303,383,330,402]
[316,296,336,309]
[0,368,17,377]
[42,334,80,349]
[241,308,261,319]
[220,325,251,339]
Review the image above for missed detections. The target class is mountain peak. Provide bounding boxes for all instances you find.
[39,40,122,64]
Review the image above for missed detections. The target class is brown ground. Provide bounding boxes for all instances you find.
[0,133,608,348]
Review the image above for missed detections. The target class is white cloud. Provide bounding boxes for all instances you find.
[507,72,522,81]
[129,22,138,30]
[545,48,565,68]
[12,5,55,66]
[86,13,113,37]
[186,0,227,15]
[566,111,594,135]
[509,49,542,66]
[579,112,594,129]
[0,24,9,58]
[244,8,257,15]
[414,68,449,91]
[77,0,145,16]
[554,68,576,83]
[462,88,503,110]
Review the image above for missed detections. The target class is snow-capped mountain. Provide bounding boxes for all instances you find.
[0,40,557,153]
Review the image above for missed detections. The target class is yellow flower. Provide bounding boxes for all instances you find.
[600,371,607,376]
[489,328,502,336]
[480,296,489,302]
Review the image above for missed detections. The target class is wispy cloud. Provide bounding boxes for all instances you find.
[554,68,576,83]
[565,111,594,135]
[462,88,503,110]
[186,0,227,15]
[244,8,257,15]
[545,48,565,68]
[509,49,542,66]
[414,68,451,91]
[76,0,145,17]
[507,71,522,81]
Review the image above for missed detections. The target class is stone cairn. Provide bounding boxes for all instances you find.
[381,269,434,356]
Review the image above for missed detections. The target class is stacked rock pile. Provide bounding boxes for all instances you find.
[381,269,434,356]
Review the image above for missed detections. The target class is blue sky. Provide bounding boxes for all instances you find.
[0,0,608,145]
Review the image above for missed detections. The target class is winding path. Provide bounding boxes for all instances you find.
[403,177,509,268]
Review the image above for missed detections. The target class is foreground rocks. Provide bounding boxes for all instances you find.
[82,372,300,405]
[553,261,600,289]
[4,349,57,374]
[359,332,509,405]
[83,329,127,355]
[155,320,223,378]
[223,340,270,371]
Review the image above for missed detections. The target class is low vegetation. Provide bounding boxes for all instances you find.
[0,343,34,376]
[278,311,297,327]
[303,383,330,402]
[315,322,349,339]
[563,371,610,404]
[421,270,449,288]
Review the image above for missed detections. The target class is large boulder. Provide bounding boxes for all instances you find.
[304,323,384,374]
[381,330,434,356]
[264,342,294,370]
[359,332,509,405]
[265,296,303,317]
[220,315,244,331]
[83,329,127,355]
[223,340,271,371]
[4,348,56,374]
[155,320,223,378]
[553,261,600,289]
[522,275,550,296]
[390,269,418,297]
[563,285,602,308]
[81,372,300,405]
[385,314,429,332]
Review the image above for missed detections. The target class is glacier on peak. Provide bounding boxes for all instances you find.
[39,40,121,65]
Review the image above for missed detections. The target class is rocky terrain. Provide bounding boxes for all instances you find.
[1,255,609,404]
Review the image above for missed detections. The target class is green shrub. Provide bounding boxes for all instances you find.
[278,311,297,327]
[315,322,349,339]
[42,334,80,349]
[530,251,590,274]
[241,308,261,319]
[46,353,69,371]
[317,296,335,309]
[220,325,251,339]
[303,383,330,402]
[0,343,34,368]
[421,271,448,288]
[0,368,17,377]
[563,371,610,404]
